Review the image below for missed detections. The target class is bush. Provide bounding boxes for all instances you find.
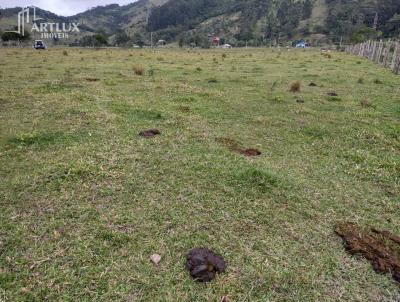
[133,65,145,76]
[63,50,68,56]
[289,81,301,92]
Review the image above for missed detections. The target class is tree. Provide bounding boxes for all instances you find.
[115,29,130,46]
[94,33,108,46]
[351,27,382,43]
[1,29,30,42]
[133,32,145,48]
[79,33,108,47]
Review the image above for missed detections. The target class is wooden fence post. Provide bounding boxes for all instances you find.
[391,42,399,72]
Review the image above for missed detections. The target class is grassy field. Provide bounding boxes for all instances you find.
[0,47,399,301]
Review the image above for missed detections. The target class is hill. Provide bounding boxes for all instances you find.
[0,0,399,46]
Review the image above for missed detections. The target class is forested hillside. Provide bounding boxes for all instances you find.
[0,0,399,46]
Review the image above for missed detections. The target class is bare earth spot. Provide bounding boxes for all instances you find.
[240,148,262,157]
[85,77,100,82]
[327,92,338,96]
[186,248,226,282]
[216,137,261,157]
[335,222,400,283]
[216,137,241,151]
[139,129,161,138]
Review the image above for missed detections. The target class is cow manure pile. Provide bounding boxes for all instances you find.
[186,248,226,282]
[327,92,338,96]
[216,137,261,157]
[240,148,262,156]
[85,77,100,82]
[139,129,161,138]
[335,222,400,283]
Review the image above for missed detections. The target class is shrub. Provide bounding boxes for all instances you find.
[133,65,145,76]
[222,53,227,59]
[289,81,301,92]
[373,79,383,84]
[63,50,68,56]
[357,77,364,84]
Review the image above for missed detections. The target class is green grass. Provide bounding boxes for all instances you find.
[0,48,399,301]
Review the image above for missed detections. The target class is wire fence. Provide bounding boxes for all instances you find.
[345,40,400,74]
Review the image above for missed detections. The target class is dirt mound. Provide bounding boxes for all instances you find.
[186,248,226,282]
[216,137,261,157]
[335,222,400,283]
[139,129,161,138]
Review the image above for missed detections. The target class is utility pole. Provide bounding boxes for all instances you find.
[373,12,378,30]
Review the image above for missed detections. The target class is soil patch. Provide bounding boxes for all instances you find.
[85,77,100,82]
[240,148,262,156]
[186,248,226,282]
[216,137,261,157]
[139,129,161,138]
[335,222,400,283]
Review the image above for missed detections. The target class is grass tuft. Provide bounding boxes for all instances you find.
[133,65,145,76]
[235,168,280,193]
[289,81,301,92]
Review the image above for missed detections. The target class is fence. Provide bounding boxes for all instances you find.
[345,40,400,74]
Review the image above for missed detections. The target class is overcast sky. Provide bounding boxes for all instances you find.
[0,0,136,16]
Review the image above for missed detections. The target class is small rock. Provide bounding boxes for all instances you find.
[150,254,162,265]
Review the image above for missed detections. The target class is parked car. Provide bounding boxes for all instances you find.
[33,40,46,50]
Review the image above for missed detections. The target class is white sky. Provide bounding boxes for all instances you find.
[0,0,136,16]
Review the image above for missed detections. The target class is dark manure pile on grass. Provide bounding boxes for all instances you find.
[186,248,226,282]
[335,222,400,283]
[241,148,262,156]
[139,129,161,138]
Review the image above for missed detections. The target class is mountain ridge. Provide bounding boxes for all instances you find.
[0,0,399,46]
